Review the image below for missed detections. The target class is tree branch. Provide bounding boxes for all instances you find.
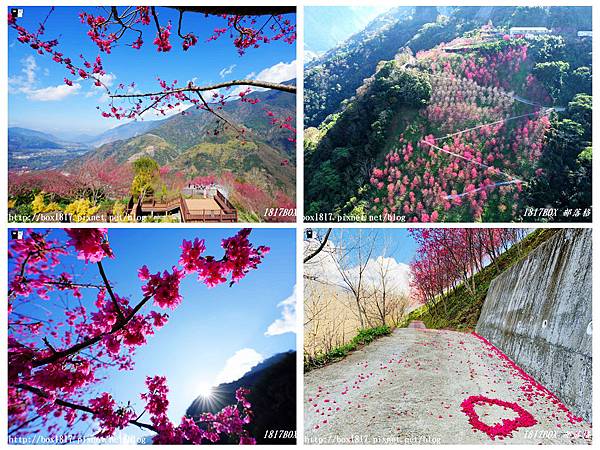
[96,261,125,322]
[110,79,295,99]
[304,228,332,263]
[195,91,241,132]
[16,384,157,433]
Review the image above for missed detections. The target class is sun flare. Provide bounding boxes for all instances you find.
[197,382,213,399]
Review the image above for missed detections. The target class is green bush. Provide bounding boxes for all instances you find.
[304,325,391,372]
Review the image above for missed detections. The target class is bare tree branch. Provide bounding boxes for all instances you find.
[110,79,295,100]
[304,228,332,263]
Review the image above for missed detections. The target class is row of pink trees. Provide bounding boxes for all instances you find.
[9,157,133,203]
[368,38,552,222]
[8,228,269,443]
[409,228,526,309]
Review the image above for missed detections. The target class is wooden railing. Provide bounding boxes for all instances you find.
[124,190,237,222]
[140,194,180,212]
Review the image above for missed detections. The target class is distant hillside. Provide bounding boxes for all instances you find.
[304,6,436,127]
[186,351,296,445]
[8,127,91,170]
[72,87,296,194]
[9,127,63,150]
[304,6,400,55]
[89,120,162,147]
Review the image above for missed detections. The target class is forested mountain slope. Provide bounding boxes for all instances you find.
[305,6,592,222]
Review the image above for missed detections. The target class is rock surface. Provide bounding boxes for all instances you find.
[477,229,592,421]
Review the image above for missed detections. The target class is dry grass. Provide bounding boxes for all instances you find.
[304,281,409,358]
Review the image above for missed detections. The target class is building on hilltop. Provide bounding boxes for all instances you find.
[509,27,551,39]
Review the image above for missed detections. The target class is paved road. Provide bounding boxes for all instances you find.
[304,325,591,445]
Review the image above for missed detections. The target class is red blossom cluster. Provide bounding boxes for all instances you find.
[8,228,266,442]
[65,228,114,263]
[460,395,537,440]
[208,14,296,56]
[265,108,296,142]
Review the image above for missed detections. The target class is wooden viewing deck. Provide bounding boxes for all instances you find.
[126,190,237,222]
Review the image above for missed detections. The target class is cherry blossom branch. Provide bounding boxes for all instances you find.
[110,79,296,99]
[31,293,153,368]
[16,384,157,433]
[195,91,241,133]
[96,261,125,322]
[9,229,267,442]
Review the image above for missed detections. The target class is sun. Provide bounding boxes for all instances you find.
[197,382,213,399]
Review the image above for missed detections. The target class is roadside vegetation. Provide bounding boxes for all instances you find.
[304,325,391,372]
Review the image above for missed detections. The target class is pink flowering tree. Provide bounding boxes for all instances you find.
[8,228,269,444]
[368,38,551,222]
[8,6,296,139]
[408,228,523,309]
[184,171,296,222]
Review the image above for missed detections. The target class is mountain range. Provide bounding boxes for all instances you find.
[9,85,296,193]
[304,5,592,220]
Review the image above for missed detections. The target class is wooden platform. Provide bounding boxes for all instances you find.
[125,191,237,223]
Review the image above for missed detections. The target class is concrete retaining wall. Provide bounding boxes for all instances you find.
[476,229,592,421]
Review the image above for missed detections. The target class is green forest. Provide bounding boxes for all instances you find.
[305,6,592,222]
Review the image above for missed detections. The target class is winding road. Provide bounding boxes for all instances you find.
[304,324,591,445]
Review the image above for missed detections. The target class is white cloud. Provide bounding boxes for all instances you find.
[215,348,264,384]
[93,72,116,89]
[219,64,236,79]
[22,55,37,84]
[253,60,296,85]
[85,73,117,102]
[9,56,81,101]
[8,56,37,92]
[265,286,297,336]
[25,83,81,101]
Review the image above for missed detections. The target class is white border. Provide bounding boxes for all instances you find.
[1,1,598,449]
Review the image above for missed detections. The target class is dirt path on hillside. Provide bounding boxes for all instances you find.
[304,324,592,445]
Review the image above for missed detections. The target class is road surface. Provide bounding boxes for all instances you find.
[304,324,591,445]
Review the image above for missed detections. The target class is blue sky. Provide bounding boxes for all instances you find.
[310,228,418,264]
[8,6,297,139]
[8,228,296,440]
[304,228,418,299]
[304,6,390,57]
